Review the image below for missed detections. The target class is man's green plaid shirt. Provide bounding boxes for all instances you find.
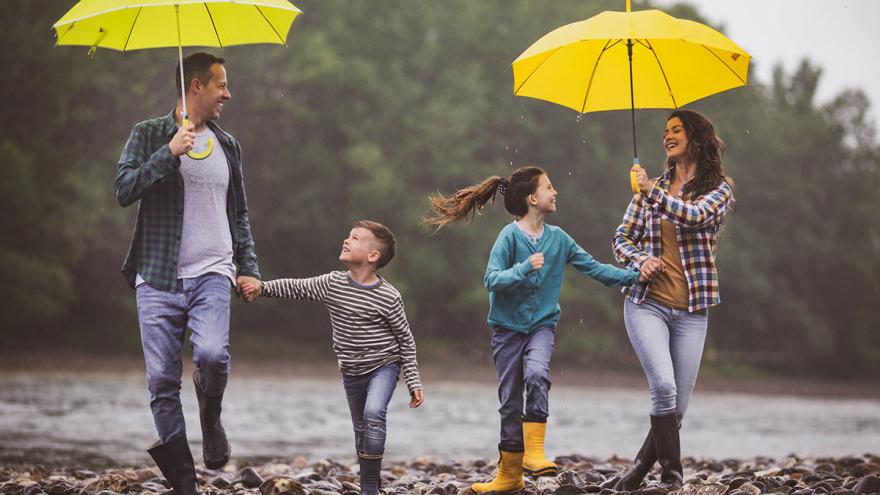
[115,111,260,292]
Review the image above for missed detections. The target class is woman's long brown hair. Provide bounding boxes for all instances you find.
[668,109,734,199]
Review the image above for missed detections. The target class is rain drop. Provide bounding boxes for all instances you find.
[568,171,572,175]
[746,129,750,134]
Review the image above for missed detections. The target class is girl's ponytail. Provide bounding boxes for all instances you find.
[425,176,504,231]
[425,166,545,232]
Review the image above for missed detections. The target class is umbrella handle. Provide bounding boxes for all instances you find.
[181,117,214,160]
[630,161,641,194]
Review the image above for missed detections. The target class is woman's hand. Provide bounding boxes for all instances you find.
[632,165,653,195]
[639,256,666,282]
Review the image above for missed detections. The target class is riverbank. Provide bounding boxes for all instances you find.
[2,454,879,495]
[2,350,877,400]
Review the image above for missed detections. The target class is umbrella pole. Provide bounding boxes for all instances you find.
[176,4,188,125]
[627,37,641,193]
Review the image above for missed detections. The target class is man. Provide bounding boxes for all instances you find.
[115,52,260,494]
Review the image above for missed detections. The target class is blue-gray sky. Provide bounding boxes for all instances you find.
[653,0,880,130]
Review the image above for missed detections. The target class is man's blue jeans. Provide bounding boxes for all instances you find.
[342,362,401,457]
[624,298,708,418]
[136,272,232,443]
[491,325,555,452]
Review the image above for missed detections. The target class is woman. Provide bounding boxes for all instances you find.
[612,110,735,491]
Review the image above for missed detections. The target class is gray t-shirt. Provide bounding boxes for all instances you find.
[176,127,236,285]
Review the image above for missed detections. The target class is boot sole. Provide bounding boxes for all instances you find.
[523,466,559,478]
[204,454,230,470]
[467,486,526,495]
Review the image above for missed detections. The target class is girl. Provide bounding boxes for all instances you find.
[427,166,645,493]
[611,110,735,491]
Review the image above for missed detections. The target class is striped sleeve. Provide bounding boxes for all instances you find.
[646,181,733,229]
[385,296,422,392]
[612,194,651,268]
[261,274,331,302]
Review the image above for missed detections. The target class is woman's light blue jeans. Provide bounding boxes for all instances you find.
[136,273,232,443]
[342,362,401,456]
[624,298,708,418]
[491,325,555,452]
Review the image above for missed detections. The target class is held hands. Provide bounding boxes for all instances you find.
[528,252,545,272]
[631,165,653,195]
[169,123,196,156]
[236,276,261,303]
[410,388,424,408]
[639,256,666,282]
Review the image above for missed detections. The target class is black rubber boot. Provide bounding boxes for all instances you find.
[651,414,684,491]
[193,370,230,469]
[358,452,383,495]
[613,426,657,491]
[147,434,200,495]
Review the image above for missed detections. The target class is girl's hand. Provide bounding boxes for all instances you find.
[632,165,653,195]
[409,388,424,408]
[529,252,545,271]
[639,257,665,281]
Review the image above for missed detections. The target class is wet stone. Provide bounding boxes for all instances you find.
[853,476,880,495]
[238,469,263,489]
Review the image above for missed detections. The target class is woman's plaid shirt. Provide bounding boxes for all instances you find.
[612,170,734,312]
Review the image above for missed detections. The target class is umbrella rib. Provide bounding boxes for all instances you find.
[204,4,223,47]
[579,39,615,114]
[122,7,143,52]
[700,44,747,85]
[255,5,286,45]
[644,39,678,108]
[513,46,564,95]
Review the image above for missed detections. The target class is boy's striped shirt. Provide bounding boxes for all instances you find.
[261,271,422,392]
[612,169,734,312]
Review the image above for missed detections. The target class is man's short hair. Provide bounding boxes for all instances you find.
[175,52,226,94]
[353,220,396,269]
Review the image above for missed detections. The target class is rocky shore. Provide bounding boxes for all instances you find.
[2,455,879,495]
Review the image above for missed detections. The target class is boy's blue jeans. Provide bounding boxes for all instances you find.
[624,298,708,417]
[491,325,555,452]
[342,361,401,456]
[136,272,232,443]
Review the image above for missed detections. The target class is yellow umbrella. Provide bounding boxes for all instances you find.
[512,0,750,192]
[53,0,301,157]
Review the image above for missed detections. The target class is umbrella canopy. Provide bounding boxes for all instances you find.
[53,0,301,158]
[512,6,749,193]
[512,8,750,113]
[53,0,302,52]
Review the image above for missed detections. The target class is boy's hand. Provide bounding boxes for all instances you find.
[639,257,665,282]
[409,388,424,408]
[528,252,545,272]
[238,279,262,302]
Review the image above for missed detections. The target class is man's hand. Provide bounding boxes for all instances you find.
[632,165,653,195]
[236,275,261,302]
[409,388,424,408]
[528,252,545,272]
[169,123,195,157]
[639,257,666,282]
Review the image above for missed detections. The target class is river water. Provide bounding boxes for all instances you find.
[1,371,878,468]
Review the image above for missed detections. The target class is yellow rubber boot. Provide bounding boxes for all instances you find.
[471,450,526,494]
[522,422,558,477]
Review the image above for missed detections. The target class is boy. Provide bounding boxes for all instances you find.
[242,220,424,495]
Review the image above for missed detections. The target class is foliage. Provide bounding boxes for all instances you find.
[1,0,877,378]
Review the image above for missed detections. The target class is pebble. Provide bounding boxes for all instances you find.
[3,455,880,495]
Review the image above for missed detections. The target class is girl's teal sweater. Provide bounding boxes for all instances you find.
[484,221,639,333]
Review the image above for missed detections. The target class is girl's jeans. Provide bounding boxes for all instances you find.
[342,361,401,456]
[491,325,555,452]
[624,298,708,418]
